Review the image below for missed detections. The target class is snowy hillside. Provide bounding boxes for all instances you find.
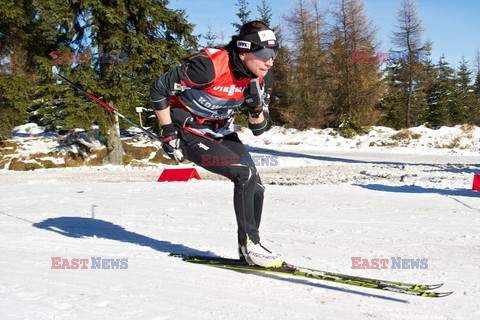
[1,123,480,172]
[1,124,479,319]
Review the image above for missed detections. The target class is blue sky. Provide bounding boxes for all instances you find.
[168,0,479,71]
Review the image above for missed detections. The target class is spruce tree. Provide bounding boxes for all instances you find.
[475,71,480,95]
[233,0,251,32]
[267,30,291,126]
[380,63,407,129]
[328,0,383,130]
[0,75,30,137]
[34,0,197,164]
[281,0,330,129]
[391,0,432,127]
[415,59,436,125]
[450,58,472,125]
[256,0,273,26]
[424,56,454,128]
[0,0,45,136]
[471,66,480,124]
[204,24,219,47]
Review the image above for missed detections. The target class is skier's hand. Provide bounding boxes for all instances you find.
[161,124,184,162]
[244,79,265,118]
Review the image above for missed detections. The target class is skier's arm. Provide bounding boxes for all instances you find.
[155,108,172,126]
[247,69,273,136]
[151,51,215,162]
[150,50,215,115]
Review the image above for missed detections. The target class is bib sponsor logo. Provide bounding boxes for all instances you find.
[212,84,245,96]
[198,96,226,110]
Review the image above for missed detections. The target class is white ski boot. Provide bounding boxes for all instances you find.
[240,239,285,268]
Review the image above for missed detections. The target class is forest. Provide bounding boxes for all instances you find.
[1,0,479,164]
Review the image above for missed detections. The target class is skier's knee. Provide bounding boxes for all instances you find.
[232,165,254,185]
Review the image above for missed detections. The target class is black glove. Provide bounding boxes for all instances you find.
[244,78,265,118]
[161,123,184,162]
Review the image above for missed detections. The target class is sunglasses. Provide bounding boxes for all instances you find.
[252,47,278,61]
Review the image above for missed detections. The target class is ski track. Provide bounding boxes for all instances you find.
[1,148,479,319]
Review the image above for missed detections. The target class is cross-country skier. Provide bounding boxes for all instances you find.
[150,21,285,268]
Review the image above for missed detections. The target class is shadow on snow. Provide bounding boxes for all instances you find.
[32,216,411,301]
[234,270,409,303]
[32,216,214,256]
[247,145,480,172]
[354,184,480,198]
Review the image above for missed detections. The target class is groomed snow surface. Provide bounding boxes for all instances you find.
[1,125,479,319]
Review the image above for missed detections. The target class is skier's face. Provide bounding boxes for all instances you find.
[239,52,274,78]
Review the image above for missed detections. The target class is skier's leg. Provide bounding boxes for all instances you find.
[220,133,264,245]
[179,130,258,246]
[179,131,284,267]
[253,174,265,230]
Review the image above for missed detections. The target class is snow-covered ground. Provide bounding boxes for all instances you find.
[1,125,479,319]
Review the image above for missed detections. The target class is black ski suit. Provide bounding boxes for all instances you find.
[150,47,273,246]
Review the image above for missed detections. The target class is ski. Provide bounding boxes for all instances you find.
[170,254,453,298]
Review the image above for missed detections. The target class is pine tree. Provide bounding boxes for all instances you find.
[256,0,273,26]
[267,25,291,126]
[0,75,30,137]
[415,59,436,125]
[474,50,480,95]
[450,58,472,125]
[280,0,330,129]
[391,0,432,127]
[380,63,408,129]
[328,0,383,131]
[471,53,480,124]
[33,0,198,164]
[424,56,454,128]
[0,0,42,136]
[474,71,480,95]
[204,24,219,47]
[233,0,251,32]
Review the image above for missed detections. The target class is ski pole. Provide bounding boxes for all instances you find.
[51,66,162,142]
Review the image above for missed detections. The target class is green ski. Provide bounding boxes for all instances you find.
[170,253,453,298]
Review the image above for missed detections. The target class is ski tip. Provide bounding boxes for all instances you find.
[437,291,454,298]
[422,291,454,298]
[428,283,444,290]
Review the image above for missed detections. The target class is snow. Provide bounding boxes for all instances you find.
[12,123,48,136]
[1,124,480,319]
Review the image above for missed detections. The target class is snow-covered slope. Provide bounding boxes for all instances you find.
[1,124,479,319]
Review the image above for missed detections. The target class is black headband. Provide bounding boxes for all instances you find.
[236,29,278,52]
